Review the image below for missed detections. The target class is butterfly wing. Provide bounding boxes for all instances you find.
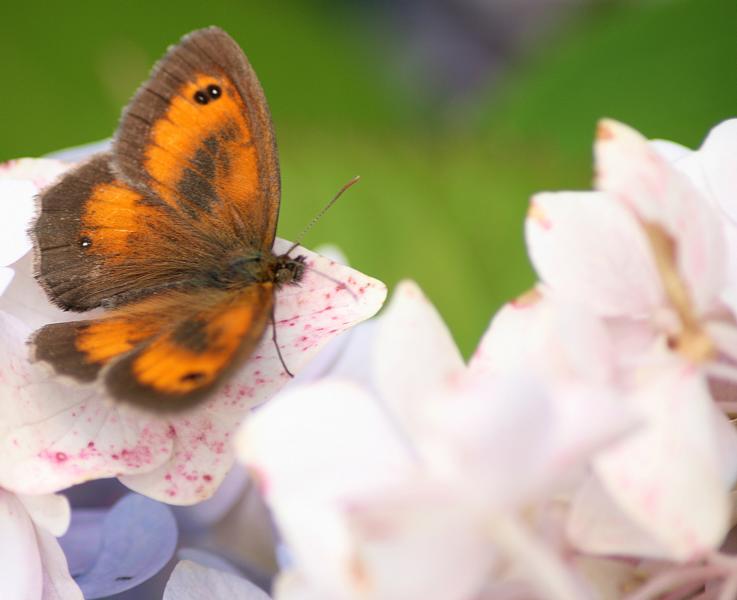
[114,26,280,250]
[33,27,280,312]
[34,154,214,311]
[32,284,274,407]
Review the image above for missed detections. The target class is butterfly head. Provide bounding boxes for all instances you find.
[272,253,306,287]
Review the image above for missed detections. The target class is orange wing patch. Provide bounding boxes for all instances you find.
[103,283,274,407]
[131,284,272,395]
[114,27,281,250]
[145,75,260,215]
[75,315,161,366]
[33,284,275,407]
[80,180,162,261]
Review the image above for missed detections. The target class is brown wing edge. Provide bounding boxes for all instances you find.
[31,153,114,312]
[29,320,103,382]
[112,26,281,249]
[102,283,275,412]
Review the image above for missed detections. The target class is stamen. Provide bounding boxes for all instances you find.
[640,221,715,363]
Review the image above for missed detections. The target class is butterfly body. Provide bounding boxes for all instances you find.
[29,27,308,410]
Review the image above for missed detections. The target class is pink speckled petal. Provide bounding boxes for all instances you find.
[172,465,249,530]
[591,367,736,560]
[0,311,174,494]
[0,152,384,508]
[595,119,726,314]
[119,242,385,504]
[526,191,662,317]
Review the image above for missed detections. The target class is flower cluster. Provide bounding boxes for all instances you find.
[3,117,737,599]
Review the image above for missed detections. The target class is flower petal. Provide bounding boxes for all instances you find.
[696,119,737,226]
[0,158,71,268]
[58,509,105,578]
[18,493,70,537]
[0,489,43,600]
[568,474,671,558]
[595,119,726,313]
[590,368,735,559]
[526,192,662,317]
[343,485,490,600]
[0,158,70,186]
[68,494,177,598]
[164,560,270,600]
[0,311,174,494]
[172,465,249,531]
[35,524,83,600]
[119,241,385,504]
[45,140,111,163]
[0,237,385,503]
[237,380,415,595]
[0,179,37,267]
[373,280,464,435]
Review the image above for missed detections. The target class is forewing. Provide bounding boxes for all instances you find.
[114,26,280,250]
[31,284,274,410]
[32,154,225,311]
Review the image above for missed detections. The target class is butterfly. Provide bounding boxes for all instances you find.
[29,27,309,410]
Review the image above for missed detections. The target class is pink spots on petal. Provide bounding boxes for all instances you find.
[203,474,213,482]
[167,425,177,438]
[55,452,68,463]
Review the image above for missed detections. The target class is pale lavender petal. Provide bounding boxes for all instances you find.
[62,494,177,598]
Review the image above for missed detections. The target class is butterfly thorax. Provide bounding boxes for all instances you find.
[211,251,306,289]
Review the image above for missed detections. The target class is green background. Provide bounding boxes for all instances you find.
[1,0,735,354]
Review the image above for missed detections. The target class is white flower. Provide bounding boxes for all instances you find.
[0,156,387,504]
[238,281,628,600]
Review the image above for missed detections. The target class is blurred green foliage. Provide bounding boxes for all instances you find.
[1,0,735,354]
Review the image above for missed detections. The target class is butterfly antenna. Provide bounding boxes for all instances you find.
[286,176,361,255]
